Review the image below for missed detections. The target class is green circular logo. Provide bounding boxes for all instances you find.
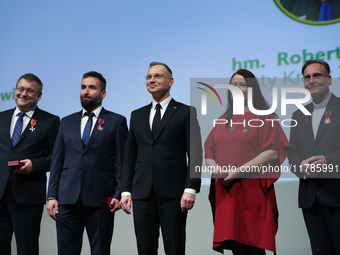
[274,0,340,25]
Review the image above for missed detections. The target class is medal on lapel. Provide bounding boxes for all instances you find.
[29,119,36,132]
[324,110,332,124]
[98,118,105,130]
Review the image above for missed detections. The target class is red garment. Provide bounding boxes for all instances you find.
[205,112,290,253]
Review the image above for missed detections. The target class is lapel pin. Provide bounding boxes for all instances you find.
[324,110,332,124]
[29,119,36,132]
[97,118,105,130]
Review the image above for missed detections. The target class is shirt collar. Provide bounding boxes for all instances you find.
[14,106,35,118]
[82,106,102,117]
[152,96,172,110]
[313,93,331,109]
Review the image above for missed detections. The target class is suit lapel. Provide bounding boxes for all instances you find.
[84,108,108,151]
[142,103,153,141]
[303,103,315,148]
[154,99,178,140]
[75,111,83,148]
[5,108,15,148]
[315,94,338,144]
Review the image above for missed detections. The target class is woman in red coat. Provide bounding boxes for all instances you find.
[205,69,290,254]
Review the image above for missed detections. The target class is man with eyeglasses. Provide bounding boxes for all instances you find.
[0,73,60,255]
[288,60,340,254]
[120,62,202,255]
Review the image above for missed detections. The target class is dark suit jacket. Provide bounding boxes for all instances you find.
[121,99,202,200]
[0,107,60,205]
[47,108,128,208]
[288,93,340,208]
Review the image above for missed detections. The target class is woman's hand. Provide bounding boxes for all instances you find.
[216,168,241,185]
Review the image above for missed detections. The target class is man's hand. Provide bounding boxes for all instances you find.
[109,198,121,212]
[180,192,195,212]
[120,195,132,214]
[12,159,33,174]
[47,199,59,221]
[301,155,327,178]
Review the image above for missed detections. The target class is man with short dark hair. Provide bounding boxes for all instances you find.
[289,60,340,254]
[120,62,202,255]
[0,73,60,255]
[47,71,128,255]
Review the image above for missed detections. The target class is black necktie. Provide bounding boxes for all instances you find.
[12,112,25,147]
[82,112,94,147]
[152,104,161,138]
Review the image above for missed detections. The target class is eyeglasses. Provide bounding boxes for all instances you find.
[16,87,39,96]
[301,73,327,83]
[145,74,170,81]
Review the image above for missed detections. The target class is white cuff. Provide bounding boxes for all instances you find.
[121,192,132,197]
[184,188,196,196]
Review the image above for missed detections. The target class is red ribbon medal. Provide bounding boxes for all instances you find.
[30,119,36,132]
[324,110,332,124]
[98,118,105,130]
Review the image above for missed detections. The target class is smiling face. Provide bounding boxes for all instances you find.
[14,78,42,112]
[230,74,247,107]
[146,64,174,102]
[303,63,332,104]
[80,77,106,112]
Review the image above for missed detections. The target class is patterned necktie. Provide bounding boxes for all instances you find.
[152,104,162,138]
[12,112,25,147]
[82,112,94,147]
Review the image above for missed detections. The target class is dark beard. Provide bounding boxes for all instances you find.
[81,97,101,112]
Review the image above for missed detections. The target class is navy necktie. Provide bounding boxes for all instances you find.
[12,112,25,147]
[152,104,161,138]
[82,112,94,147]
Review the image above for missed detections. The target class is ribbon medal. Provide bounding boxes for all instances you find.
[98,118,105,130]
[324,110,332,124]
[29,119,36,132]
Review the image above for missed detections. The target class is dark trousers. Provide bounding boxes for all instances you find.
[0,184,43,255]
[303,198,340,255]
[133,189,188,255]
[56,199,114,255]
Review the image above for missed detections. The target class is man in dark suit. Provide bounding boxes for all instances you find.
[120,62,202,255]
[288,60,340,254]
[47,71,128,255]
[0,73,60,255]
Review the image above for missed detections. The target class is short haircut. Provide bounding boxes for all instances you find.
[16,73,43,93]
[302,59,330,75]
[83,71,106,90]
[149,62,172,77]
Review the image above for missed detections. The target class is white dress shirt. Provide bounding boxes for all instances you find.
[10,107,35,138]
[81,106,102,139]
